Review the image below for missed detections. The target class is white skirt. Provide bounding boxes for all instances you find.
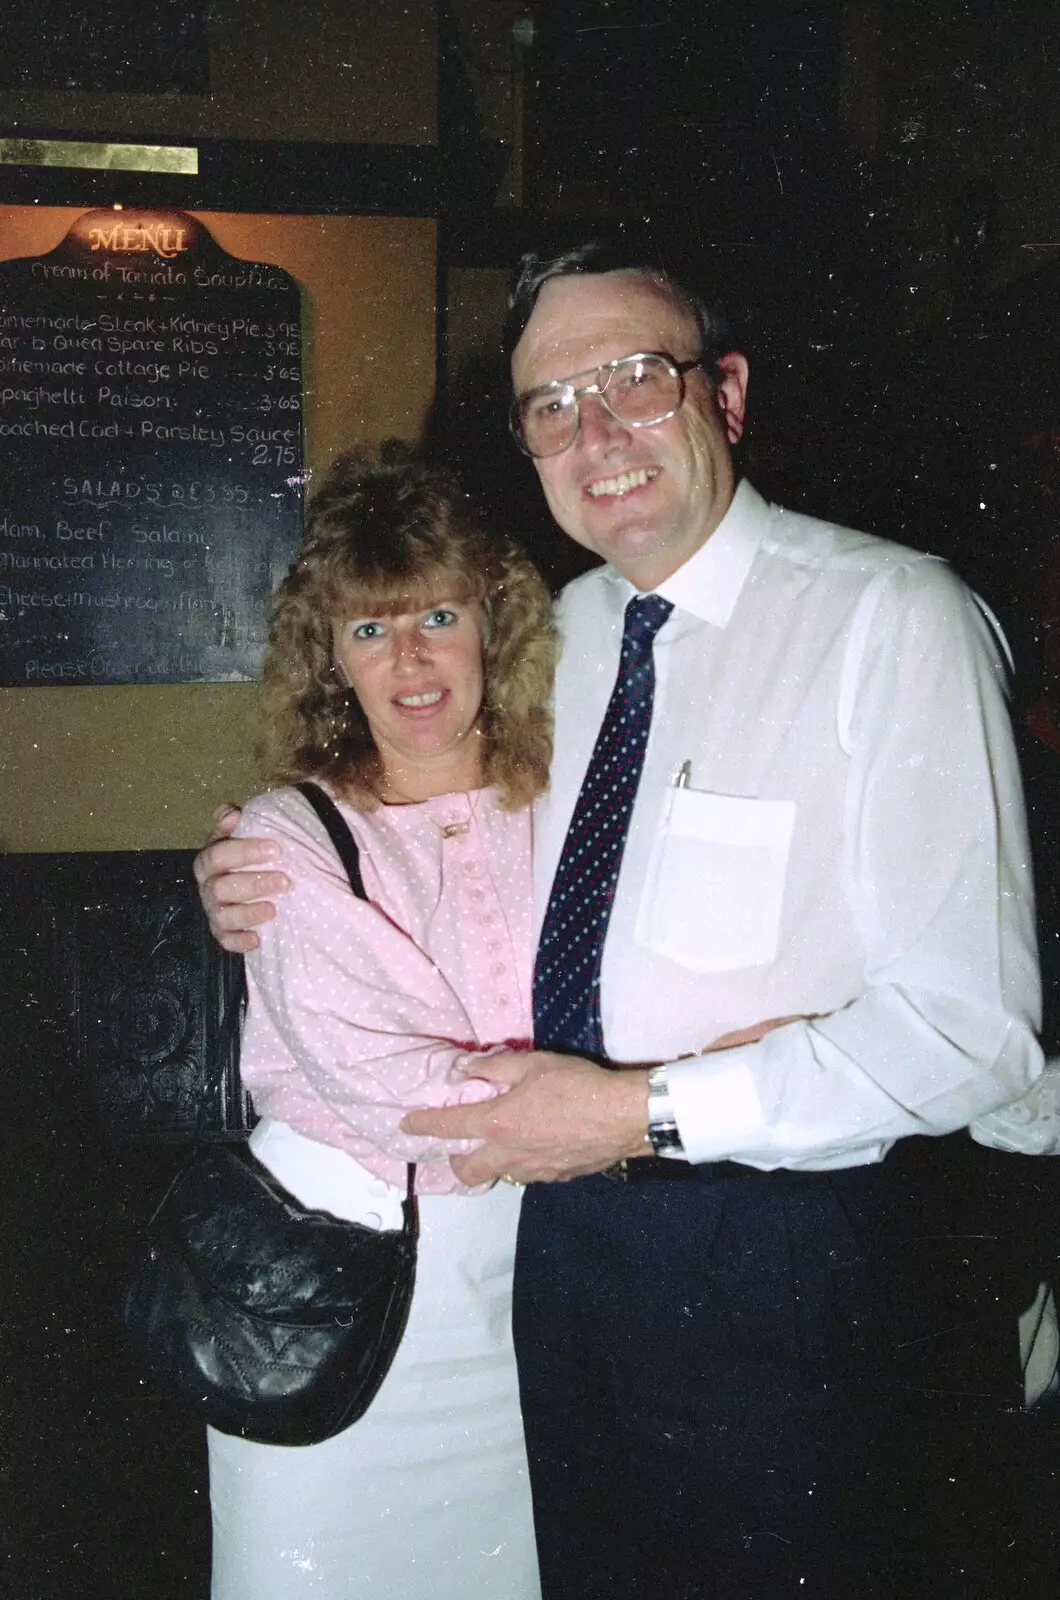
[208,1120,540,1600]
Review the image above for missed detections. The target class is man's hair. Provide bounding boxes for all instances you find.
[259,449,556,810]
[503,236,734,386]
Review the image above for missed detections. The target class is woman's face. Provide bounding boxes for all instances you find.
[332,595,486,800]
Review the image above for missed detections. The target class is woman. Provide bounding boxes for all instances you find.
[207,453,556,1600]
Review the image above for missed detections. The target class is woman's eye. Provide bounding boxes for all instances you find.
[424,607,457,629]
[351,621,384,640]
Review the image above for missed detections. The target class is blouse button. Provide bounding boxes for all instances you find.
[490,962,506,977]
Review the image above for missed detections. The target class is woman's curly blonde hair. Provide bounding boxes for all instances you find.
[259,451,556,810]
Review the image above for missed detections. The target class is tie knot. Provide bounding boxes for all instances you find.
[624,593,673,649]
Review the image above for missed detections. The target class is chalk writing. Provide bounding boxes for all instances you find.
[0,208,304,684]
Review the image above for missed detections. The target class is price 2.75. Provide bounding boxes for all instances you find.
[251,443,299,466]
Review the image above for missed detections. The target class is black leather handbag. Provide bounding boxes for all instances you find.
[122,781,419,1447]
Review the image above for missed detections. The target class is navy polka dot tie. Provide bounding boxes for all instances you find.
[533,592,673,1056]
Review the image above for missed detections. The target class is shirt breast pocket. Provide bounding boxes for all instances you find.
[635,788,796,973]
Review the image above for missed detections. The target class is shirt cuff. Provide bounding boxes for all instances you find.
[666,1047,765,1164]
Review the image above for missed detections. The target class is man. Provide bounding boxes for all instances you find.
[197,240,1042,1597]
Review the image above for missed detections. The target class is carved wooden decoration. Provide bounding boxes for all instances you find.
[0,850,251,1143]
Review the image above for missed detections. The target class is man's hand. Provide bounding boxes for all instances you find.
[400,1016,805,1185]
[401,1051,650,1186]
[193,805,290,954]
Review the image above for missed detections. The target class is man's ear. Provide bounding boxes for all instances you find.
[715,352,749,445]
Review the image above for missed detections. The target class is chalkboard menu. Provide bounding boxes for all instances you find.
[0,208,304,685]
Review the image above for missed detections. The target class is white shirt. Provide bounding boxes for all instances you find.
[534,480,1044,1171]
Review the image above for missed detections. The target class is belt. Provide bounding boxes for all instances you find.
[603,1155,765,1184]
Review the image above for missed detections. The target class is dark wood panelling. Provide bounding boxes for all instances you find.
[0,849,248,1143]
[1,848,242,1597]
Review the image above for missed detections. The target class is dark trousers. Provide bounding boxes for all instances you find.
[513,1163,894,1600]
[513,1141,1055,1600]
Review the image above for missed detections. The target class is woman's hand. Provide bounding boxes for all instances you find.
[693,1015,804,1053]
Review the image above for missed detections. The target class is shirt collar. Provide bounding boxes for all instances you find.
[603,478,768,628]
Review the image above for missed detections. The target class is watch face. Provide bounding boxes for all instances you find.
[646,1065,685,1155]
[646,1117,684,1156]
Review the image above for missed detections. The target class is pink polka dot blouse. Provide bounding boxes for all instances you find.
[236,784,534,1194]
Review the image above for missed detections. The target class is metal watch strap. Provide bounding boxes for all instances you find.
[646,1063,686,1157]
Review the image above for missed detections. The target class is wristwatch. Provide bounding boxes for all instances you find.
[646,1063,686,1157]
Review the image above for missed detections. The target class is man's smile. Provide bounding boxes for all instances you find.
[585,466,660,498]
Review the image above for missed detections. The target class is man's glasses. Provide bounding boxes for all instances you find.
[509,351,704,459]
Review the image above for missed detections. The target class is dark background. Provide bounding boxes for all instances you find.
[2,3,1059,1596]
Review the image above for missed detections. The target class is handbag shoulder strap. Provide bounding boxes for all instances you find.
[292,780,417,1216]
[294,780,367,901]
